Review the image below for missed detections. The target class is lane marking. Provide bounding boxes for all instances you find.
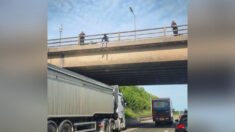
[164,130,169,132]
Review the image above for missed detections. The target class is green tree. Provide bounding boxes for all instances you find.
[120,86,157,113]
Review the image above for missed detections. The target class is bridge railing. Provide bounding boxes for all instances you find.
[48,24,187,47]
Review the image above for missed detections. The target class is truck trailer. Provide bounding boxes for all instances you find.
[48,64,126,132]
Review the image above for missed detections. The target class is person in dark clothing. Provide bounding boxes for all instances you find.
[101,34,109,48]
[79,31,85,45]
[171,20,178,36]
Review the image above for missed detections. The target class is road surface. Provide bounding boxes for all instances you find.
[123,119,175,132]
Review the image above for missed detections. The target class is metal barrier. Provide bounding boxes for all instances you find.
[48,24,187,47]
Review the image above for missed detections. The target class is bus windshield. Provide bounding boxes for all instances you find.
[153,100,169,110]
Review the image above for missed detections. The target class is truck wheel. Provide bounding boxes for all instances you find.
[169,118,173,126]
[58,120,73,132]
[48,120,58,132]
[155,121,158,127]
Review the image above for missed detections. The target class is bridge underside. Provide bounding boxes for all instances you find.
[67,60,187,85]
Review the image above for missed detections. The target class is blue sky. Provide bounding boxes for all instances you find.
[48,0,188,110]
[48,0,187,39]
[140,85,188,111]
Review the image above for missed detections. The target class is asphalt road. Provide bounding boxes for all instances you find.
[123,120,175,132]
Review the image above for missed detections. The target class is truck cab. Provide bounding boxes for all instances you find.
[111,87,126,131]
[116,93,126,129]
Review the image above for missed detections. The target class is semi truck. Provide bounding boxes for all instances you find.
[48,64,126,132]
[152,98,174,126]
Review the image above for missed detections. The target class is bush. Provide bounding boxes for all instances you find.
[125,107,153,118]
[120,86,157,113]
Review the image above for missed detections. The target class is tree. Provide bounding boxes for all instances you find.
[119,86,157,112]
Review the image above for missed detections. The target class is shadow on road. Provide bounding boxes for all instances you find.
[124,120,176,132]
[139,122,176,129]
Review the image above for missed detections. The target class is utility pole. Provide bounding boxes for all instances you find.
[59,24,63,46]
[129,6,136,40]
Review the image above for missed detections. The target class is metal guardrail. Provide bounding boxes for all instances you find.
[48,24,187,47]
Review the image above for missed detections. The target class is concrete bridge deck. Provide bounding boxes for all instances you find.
[48,25,187,85]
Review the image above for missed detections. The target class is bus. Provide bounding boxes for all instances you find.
[152,98,174,126]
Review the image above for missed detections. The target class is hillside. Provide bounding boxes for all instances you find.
[119,86,157,118]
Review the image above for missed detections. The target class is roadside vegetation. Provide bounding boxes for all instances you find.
[119,86,157,118]
[173,111,182,119]
[173,112,180,119]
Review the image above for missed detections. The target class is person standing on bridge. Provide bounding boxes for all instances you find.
[171,20,178,36]
[79,31,85,45]
[101,34,109,48]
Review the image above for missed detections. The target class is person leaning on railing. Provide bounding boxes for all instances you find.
[101,34,109,48]
[171,20,178,36]
[79,31,85,45]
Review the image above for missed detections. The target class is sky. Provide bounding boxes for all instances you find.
[48,0,187,39]
[48,0,188,110]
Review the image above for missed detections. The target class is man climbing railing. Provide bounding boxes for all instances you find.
[47,24,187,47]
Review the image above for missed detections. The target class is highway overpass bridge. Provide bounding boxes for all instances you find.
[48,25,187,85]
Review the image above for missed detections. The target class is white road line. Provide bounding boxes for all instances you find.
[164,130,169,132]
[122,128,138,132]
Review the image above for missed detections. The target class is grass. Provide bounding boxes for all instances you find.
[125,107,152,118]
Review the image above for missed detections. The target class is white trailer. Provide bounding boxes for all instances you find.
[48,64,126,132]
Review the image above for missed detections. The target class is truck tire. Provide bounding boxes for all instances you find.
[58,120,73,132]
[155,121,158,127]
[48,120,58,132]
[169,117,173,125]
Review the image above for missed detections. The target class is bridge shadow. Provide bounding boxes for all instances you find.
[138,121,176,129]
